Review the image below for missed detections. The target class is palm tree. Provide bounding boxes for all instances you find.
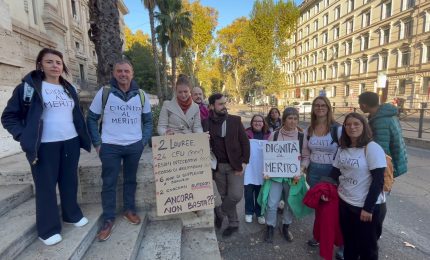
[155,24,169,99]
[88,0,123,85]
[155,0,192,88]
[142,0,163,101]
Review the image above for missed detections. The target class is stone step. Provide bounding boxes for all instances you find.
[83,211,148,260]
[0,184,33,217]
[0,198,37,260]
[137,219,183,260]
[181,227,221,260]
[16,204,102,260]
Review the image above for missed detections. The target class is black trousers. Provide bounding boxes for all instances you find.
[339,199,387,260]
[30,137,83,239]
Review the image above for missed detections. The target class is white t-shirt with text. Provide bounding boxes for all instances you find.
[333,141,387,207]
[41,81,78,143]
[306,126,342,165]
[89,88,151,145]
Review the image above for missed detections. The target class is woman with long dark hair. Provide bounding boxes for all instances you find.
[1,48,91,246]
[266,107,282,132]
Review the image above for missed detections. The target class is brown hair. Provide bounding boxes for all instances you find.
[340,112,373,148]
[251,114,269,133]
[36,48,69,75]
[176,74,191,89]
[308,96,336,136]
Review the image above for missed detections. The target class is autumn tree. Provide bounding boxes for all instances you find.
[88,0,123,85]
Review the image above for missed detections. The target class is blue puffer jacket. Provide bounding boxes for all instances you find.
[368,103,408,177]
[86,78,152,147]
[1,70,91,165]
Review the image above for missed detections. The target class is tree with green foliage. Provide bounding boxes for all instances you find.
[155,0,192,88]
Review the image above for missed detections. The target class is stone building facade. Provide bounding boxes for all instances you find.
[282,0,430,109]
[0,0,128,157]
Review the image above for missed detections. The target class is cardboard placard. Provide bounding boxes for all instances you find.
[263,140,301,178]
[152,133,214,216]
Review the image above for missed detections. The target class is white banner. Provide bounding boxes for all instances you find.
[263,140,301,178]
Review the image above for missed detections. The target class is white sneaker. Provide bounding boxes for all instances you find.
[245,214,253,223]
[257,216,266,225]
[39,234,62,246]
[65,217,89,227]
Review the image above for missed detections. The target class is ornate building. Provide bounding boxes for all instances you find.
[0,0,128,157]
[283,0,430,108]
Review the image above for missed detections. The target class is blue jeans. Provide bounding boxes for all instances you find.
[99,140,143,221]
[244,184,262,216]
[306,162,333,188]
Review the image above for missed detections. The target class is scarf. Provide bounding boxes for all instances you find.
[279,127,298,139]
[209,110,227,138]
[177,96,193,114]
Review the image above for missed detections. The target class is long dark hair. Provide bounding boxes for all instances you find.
[36,48,69,75]
[250,114,269,133]
[340,112,373,148]
[266,107,281,123]
[308,96,336,136]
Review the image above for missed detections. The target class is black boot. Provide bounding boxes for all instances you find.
[265,225,274,243]
[282,224,293,242]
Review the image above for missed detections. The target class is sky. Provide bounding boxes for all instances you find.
[124,0,303,34]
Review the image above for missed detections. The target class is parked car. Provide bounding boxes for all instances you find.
[291,101,312,113]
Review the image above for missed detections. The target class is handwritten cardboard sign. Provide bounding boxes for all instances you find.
[152,133,214,216]
[263,140,301,178]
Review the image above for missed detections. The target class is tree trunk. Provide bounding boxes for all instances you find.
[88,0,123,86]
[171,57,176,91]
[161,45,168,99]
[148,8,163,101]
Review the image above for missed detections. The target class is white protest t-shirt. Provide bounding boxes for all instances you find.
[89,88,151,145]
[244,140,266,185]
[306,127,342,165]
[333,141,387,207]
[40,81,78,143]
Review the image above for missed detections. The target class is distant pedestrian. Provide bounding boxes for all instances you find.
[359,91,407,177]
[202,93,250,238]
[191,86,209,121]
[329,112,387,260]
[1,48,91,246]
[244,115,270,225]
[158,74,203,135]
[266,107,282,132]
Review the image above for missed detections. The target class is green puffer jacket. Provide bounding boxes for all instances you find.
[368,103,408,177]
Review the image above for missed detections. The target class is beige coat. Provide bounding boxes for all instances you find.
[157,99,203,135]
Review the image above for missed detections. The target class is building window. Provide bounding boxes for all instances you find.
[427,45,430,63]
[313,52,318,64]
[403,0,415,11]
[323,31,328,44]
[405,20,413,38]
[306,25,310,36]
[324,0,329,8]
[323,14,328,26]
[332,64,338,78]
[32,0,38,25]
[314,20,319,32]
[333,45,338,59]
[362,11,371,27]
[401,50,410,67]
[346,19,354,35]
[424,12,430,32]
[345,62,351,76]
[79,64,85,80]
[71,0,77,17]
[345,85,350,96]
[380,27,390,45]
[299,30,302,40]
[333,26,339,40]
[334,5,340,20]
[398,79,406,94]
[322,67,327,80]
[360,59,368,73]
[345,40,353,55]
[313,36,318,49]
[379,54,388,70]
[75,41,80,49]
[347,0,355,12]
[382,1,392,19]
[322,49,327,61]
[359,83,366,94]
[361,34,369,51]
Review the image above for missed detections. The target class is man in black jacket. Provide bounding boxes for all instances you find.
[202,93,250,237]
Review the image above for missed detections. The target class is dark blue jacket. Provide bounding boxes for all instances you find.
[86,78,153,147]
[1,70,91,165]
